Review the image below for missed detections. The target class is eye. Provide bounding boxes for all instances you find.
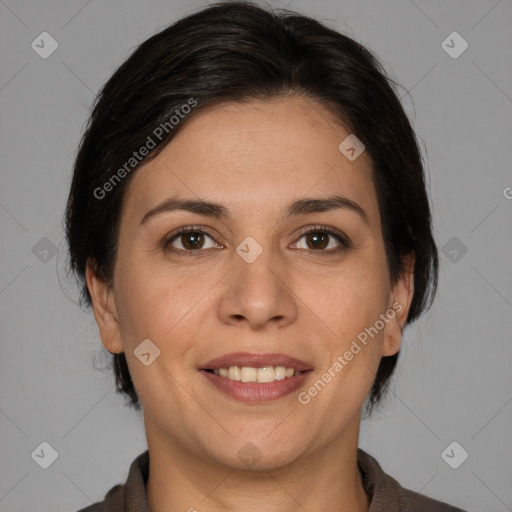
[163,225,350,256]
[292,226,350,253]
[163,226,221,254]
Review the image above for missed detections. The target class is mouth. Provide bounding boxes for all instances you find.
[199,352,313,403]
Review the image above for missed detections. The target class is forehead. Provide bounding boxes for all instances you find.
[122,96,379,225]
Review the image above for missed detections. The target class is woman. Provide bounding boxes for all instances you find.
[67,2,467,511]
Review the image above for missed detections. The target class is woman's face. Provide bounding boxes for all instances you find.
[88,96,413,468]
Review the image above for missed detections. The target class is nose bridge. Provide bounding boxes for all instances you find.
[218,233,297,328]
[234,235,284,305]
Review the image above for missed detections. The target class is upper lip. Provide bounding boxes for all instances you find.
[200,352,313,372]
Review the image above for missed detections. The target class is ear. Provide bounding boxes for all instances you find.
[381,253,415,357]
[85,259,123,354]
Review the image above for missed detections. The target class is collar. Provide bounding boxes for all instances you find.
[92,447,463,512]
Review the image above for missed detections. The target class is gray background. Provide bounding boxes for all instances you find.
[1,1,511,511]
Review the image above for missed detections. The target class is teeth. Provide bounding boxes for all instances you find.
[274,366,287,380]
[257,366,275,383]
[241,367,257,382]
[211,365,298,383]
[228,366,241,381]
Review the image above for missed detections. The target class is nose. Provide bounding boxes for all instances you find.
[217,245,298,330]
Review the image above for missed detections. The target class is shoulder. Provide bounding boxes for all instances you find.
[75,451,150,512]
[357,448,468,512]
[396,486,468,512]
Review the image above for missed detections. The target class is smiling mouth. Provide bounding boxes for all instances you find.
[199,352,313,402]
[201,367,312,403]
[204,366,307,383]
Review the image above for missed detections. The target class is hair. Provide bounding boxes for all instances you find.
[65,1,438,417]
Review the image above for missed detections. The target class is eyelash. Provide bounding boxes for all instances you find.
[162,225,351,257]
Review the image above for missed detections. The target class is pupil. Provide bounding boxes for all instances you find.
[184,232,203,250]
[309,232,327,250]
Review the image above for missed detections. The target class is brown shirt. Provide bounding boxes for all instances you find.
[77,448,467,512]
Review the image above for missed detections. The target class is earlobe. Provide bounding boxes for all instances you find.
[85,260,124,354]
[382,253,415,357]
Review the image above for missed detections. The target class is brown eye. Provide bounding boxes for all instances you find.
[164,227,219,253]
[294,227,350,253]
[179,231,205,250]
[305,231,329,250]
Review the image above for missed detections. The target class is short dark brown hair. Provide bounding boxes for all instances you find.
[65,1,438,416]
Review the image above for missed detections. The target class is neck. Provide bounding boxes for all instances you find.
[145,417,370,512]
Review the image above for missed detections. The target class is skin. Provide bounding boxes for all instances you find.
[86,95,414,512]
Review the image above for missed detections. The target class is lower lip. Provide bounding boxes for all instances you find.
[200,370,312,403]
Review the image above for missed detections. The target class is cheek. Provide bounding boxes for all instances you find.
[309,256,390,341]
[112,250,216,348]
[111,257,201,405]
[112,251,172,345]
[301,254,390,399]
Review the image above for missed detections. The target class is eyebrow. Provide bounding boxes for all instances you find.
[140,194,369,225]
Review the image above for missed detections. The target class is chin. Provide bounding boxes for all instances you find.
[216,436,307,471]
